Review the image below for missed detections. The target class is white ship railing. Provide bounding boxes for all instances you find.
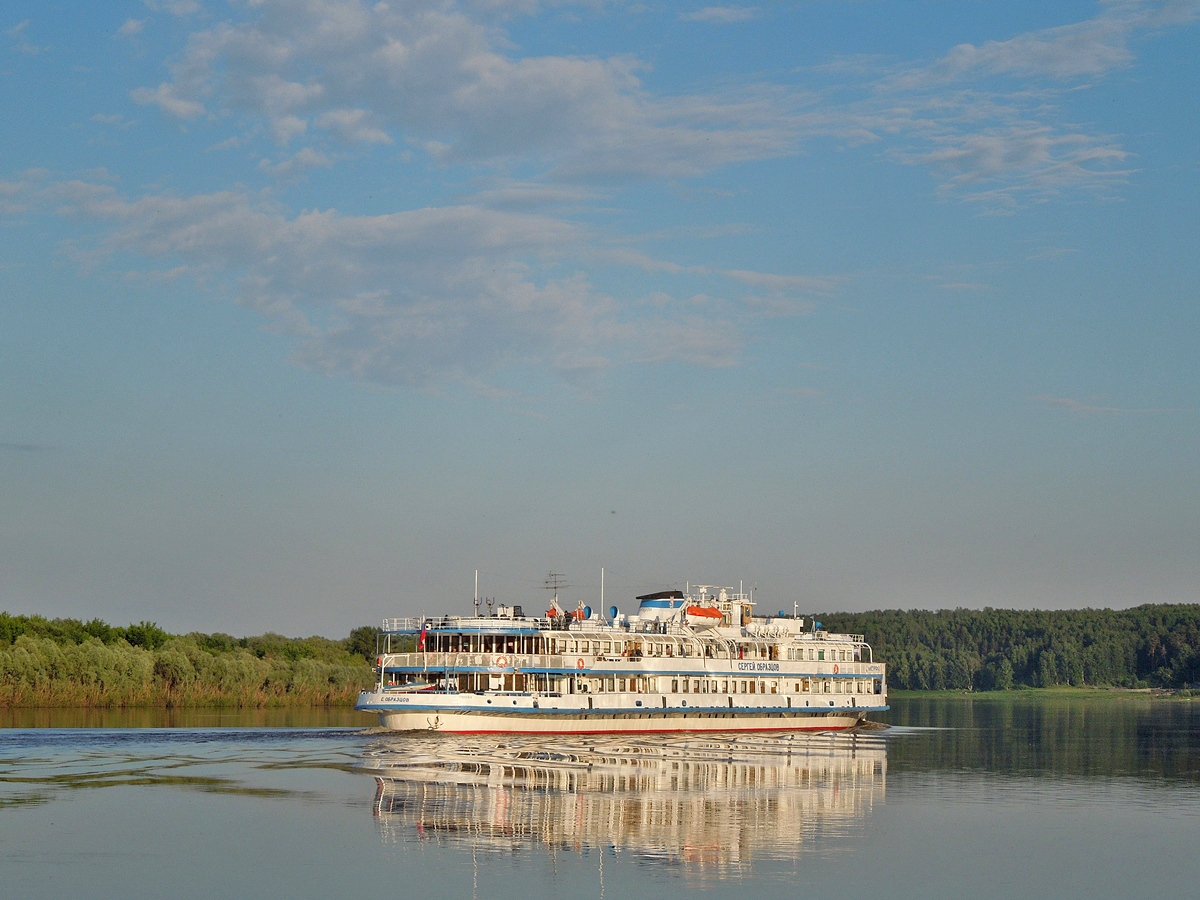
[376,651,883,676]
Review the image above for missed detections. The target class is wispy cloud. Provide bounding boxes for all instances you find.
[91,113,136,129]
[121,0,1195,206]
[257,147,334,179]
[1032,395,1194,415]
[796,0,1197,205]
[116,18,145,38]
[5,19,48,55]
[3,174,830,387]
[128,0,800,178]
[681,6,759,24]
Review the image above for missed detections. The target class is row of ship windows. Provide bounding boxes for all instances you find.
[785,647,856,662]
[583,677,878,695]
[547,639,858,661]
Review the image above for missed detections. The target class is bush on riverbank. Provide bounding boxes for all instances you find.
[0,613,376,708]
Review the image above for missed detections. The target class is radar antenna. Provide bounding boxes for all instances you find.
[543,572,569,606]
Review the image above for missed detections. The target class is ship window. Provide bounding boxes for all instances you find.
[794,682,800,692]
[693,681,701,693]
[721,680,728,692]
[672,679,679,692]
[681,680,688,693]
[818,650,824,660]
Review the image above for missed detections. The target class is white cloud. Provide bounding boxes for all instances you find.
[795,1,1191,204]
[5,176,788,386]
[5,19,49,54]
[257,147,334,178]
[314,108,392,144]
[126,0,1190,205]
[132,82,206,119]
[91,113,137,129]
[1032,395,1193,415]
[143,0,200,16]
[680,7,759,24]
[722,269,839,294]
[463,179,598,209]
[116,18,146,38]
[130,0,799,176]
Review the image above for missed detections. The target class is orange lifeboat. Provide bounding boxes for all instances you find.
[684,606,724,628]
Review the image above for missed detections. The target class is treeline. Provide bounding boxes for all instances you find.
[0,612,380,708]
[816,604,1200,691]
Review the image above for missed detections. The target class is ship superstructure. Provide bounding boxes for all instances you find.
[355,583,887,733]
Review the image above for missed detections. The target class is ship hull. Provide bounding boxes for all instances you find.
[356,690,879,733]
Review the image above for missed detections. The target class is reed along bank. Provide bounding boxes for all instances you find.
[0,614,379,708]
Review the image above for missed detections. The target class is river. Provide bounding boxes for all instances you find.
[1,694,1197,898]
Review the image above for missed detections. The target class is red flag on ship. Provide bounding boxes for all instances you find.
[418,624,427,650]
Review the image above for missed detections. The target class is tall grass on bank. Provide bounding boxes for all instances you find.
[0,614,378,708]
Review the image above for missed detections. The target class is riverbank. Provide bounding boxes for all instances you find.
[889,686,1196,701]
[0,705,372,728]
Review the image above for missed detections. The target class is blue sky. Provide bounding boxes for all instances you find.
[1,1,1197,635]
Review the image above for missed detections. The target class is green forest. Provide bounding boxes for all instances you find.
[816,604,1200,691]
[3,603,1198,705]
[0,613,377,708]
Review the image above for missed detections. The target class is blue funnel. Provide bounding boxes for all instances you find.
[583,605,592,619]
[609,606,618,620]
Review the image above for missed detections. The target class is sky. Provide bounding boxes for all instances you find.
[1,0,1198,637]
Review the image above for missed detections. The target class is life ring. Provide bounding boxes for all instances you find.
[495,655,509,667]
[833,664,839,674]
[375,656,382,668]
[576,658,586,670]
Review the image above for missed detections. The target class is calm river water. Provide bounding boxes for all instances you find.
[2,696,1197,898]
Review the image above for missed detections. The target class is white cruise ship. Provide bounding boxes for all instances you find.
[355,583,887,733]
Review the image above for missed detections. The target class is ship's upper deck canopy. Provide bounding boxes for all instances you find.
[378,583,863,645]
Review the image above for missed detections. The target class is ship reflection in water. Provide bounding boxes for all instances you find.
[360,731,886,879]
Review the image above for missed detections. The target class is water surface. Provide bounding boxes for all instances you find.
[1,696,1197,898]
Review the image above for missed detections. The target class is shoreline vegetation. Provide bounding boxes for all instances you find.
[0,613,378,708]
[2,603,1197,708]
[818,604,1200,692]
[889,686,1196,700]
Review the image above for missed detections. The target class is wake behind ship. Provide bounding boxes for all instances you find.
[355,582,887,733]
